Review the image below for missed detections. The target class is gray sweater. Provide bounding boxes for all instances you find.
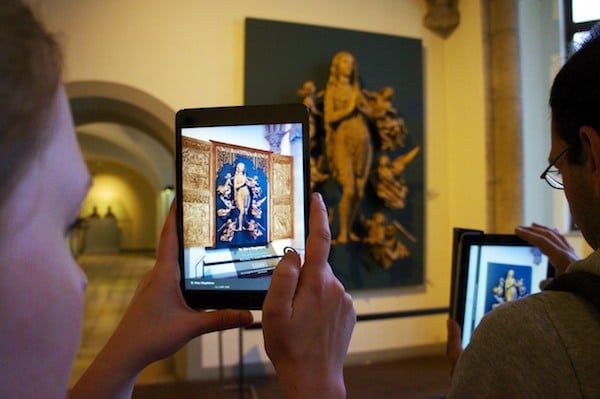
[448,249,600,398]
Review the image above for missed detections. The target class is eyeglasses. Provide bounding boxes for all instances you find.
[540,147,569,190]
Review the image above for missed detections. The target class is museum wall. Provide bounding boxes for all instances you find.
[30,0,488,377]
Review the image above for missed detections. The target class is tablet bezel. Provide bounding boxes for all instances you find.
[175,104,310,309]
[451,233,554,343]
[449,228,483,323]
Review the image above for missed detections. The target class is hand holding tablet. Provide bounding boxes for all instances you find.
[263,192,355,399]
[515,223,579,278]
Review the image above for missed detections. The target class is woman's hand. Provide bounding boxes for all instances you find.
[263,193,356,399]
[70,201,253,399]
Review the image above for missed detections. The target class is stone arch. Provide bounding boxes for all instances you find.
[66,80,175,250]
[65,80,175,154]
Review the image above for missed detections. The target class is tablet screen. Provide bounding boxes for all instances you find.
[176,104,309,309]
[456,235,551,348]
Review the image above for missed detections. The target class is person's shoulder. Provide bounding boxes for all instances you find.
[468,290,597,353]
[530,289,600,325]
[472,295,546,336]
[533,290,600,348]
[449,293,596,398]
[481,290,598,330]
[474,291,600,373]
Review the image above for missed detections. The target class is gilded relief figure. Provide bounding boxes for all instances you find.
[296,80,323,145]
[362,212,410,269]
[298,81,329,190]
[296,51,422,270]
[366,87,409,151]
[310,156,329,190]
[324,51,373,244]
[371,146,421,209]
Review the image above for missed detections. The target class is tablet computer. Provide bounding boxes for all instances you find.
[450,233,553,348]
[176,104,310,309]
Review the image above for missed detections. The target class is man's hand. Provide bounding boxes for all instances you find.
[515,223,579,288]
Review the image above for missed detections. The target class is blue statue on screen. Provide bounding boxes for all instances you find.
[215,157,268,248]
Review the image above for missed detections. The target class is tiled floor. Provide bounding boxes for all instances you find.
[69,253,176,387]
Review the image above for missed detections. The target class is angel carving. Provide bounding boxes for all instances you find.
[362,212,414,269]
[365,87,409,151]
[371,146,421,209]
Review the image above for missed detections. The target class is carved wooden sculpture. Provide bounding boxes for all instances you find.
[323,51,373,244]
[297,51,421,269]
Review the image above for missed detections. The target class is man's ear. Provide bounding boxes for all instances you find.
[579,126,600,194]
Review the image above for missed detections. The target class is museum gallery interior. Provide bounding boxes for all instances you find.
[25,0,599,397]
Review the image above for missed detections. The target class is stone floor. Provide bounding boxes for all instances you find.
[69,253,176,387]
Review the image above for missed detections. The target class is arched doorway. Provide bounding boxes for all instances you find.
[67,81,176,385]
[68,80,176,238]
[67,80,175,152]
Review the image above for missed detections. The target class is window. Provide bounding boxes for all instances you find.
[563,0,600,54]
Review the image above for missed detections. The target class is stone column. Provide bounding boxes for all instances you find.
[484,0,523,233]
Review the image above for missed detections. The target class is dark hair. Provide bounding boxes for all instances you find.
[550,23,600,163]
[0,1,62,207]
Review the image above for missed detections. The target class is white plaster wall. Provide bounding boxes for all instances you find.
[29,0,488,377]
